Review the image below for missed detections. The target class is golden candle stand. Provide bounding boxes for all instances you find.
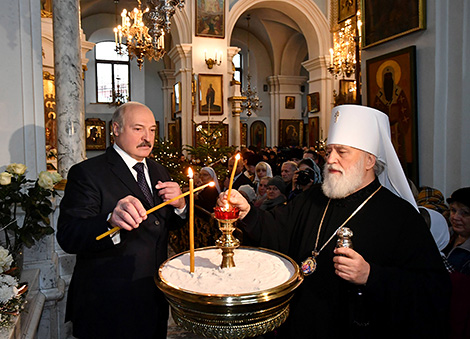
[155,207,304,339]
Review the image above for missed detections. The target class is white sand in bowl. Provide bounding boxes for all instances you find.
[160,248,295,294]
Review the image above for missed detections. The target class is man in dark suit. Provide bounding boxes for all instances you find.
[57,102,187,339]
[223,154,253,191]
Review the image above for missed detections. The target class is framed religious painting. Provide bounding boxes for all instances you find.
[308,117,320,148]
[109,121,114,145]
[361,0,426,48]
[366,46,418,184]
[279,119,303,147]
[85,118,106,150]
[285,96,295,109]
[334,80,357,106]
[168,118,181,150]
[240,122,248,148]
[250,120,266,149]
[307,92,320,113]
[194,122,229,147]
[173,82,181,117]
[199,74,223,115]
[196,0,225,38]
[338,0,357,23]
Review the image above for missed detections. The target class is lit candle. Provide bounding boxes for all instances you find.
[114,27,118,46]
[227,153,241,202]
[188,168,195,273]
[121,9,126,27]
[204,49,207,61]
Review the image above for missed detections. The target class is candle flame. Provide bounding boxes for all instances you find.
[224,203,230,211]
[209,182,215,187]
[235,153,241,160]
[188,167,193,178]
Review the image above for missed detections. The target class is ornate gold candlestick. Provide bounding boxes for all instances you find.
[214,206,240,268]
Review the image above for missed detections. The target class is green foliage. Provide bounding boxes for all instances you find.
[151,122,237,186]
[184,122,237,182]
[152,138,189,186]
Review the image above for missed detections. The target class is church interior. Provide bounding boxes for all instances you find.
[0,0,468,337]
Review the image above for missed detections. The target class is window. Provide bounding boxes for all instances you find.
[95,41,130,104]
[233,52,242,87]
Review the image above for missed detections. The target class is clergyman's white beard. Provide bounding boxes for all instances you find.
[322,157,365,199]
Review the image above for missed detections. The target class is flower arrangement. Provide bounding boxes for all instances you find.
[0,245,27,328]
[0,163,62,257]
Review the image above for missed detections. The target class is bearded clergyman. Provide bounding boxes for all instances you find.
[218,105,450,338]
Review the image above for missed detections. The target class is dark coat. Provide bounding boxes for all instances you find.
[57,147,186,339]
[232,173,253,190]
[241,178,451,338]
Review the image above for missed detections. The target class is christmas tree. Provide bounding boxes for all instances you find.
[151,121,237,186]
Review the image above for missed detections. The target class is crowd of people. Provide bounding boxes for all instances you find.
[56,101,469,338]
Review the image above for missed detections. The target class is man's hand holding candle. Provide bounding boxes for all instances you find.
[217,190,251,219]
[156,180,186,209]
[108,196,148,231]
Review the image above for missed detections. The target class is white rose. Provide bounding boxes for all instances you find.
[0,247,13,274]
[0,274,17,287]
[50,172,63,184]
[0,172,12,185]
[6,163,27,175]
[38,171,54,190]
[0,284,16,303]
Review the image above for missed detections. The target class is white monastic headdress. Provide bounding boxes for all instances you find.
[327,104,418,210]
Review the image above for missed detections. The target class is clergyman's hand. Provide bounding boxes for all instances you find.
[333,247,370,285]
[109,196,147,231]
[217,189,250,219]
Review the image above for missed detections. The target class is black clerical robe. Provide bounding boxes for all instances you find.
[240,178,450,338]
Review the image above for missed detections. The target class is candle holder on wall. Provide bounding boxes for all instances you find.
[214,206,240,268]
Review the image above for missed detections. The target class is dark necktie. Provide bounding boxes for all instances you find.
[133,162,154,205]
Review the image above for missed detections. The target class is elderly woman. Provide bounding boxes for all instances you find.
[443,187,470,338]
[260,176,286,211]
[195,167,220,212]
[443,187,470,273]
[254,176,270,208]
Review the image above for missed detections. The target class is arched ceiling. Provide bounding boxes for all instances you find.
[80,0,137,19]
[231,8,308,75]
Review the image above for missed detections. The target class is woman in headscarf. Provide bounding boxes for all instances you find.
[253,161,273,190]
[195,167,220,212]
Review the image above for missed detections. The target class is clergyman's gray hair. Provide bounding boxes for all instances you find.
[374,158,385,176]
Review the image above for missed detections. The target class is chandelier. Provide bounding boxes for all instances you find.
[113,0,185,70]
[328,12,361,78]
[241,14,262,117]
[109,76,128,107]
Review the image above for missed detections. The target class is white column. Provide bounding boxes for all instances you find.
[227,46,242,148]
[158,70,176,138]
[52,0,85,178]
[302,56,333,139]
[168,44,193,147]
[267,75,307,146]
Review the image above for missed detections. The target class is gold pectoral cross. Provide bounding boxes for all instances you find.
[334,111,340,123]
